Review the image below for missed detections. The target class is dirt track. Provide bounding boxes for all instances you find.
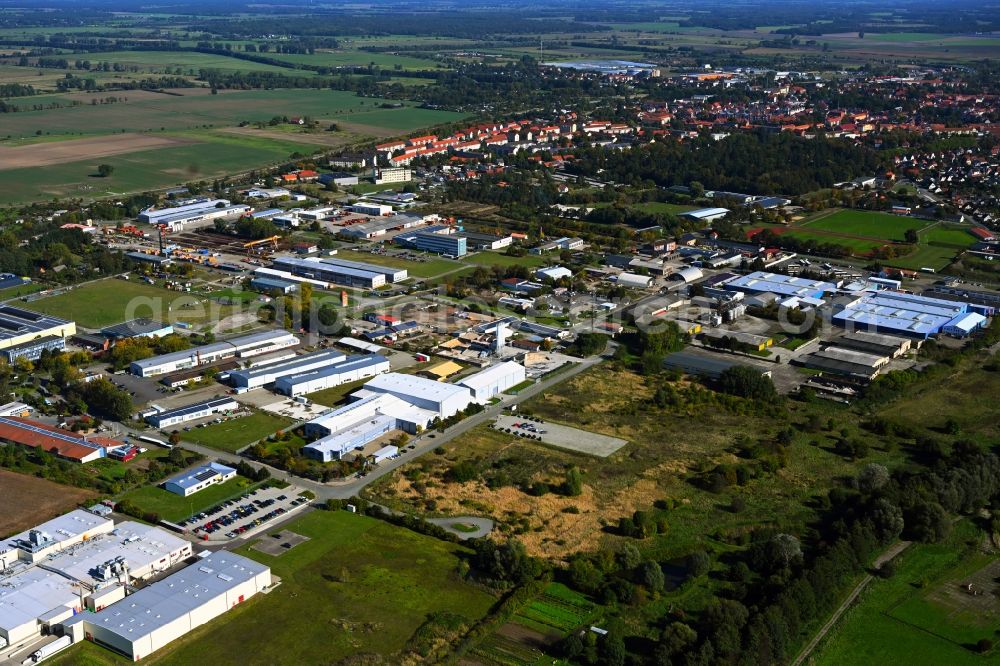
[0,133,193,170]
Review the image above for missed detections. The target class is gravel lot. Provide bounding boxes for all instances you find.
[493,414,627,457]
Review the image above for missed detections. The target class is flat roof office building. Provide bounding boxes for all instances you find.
[395,231,467,257]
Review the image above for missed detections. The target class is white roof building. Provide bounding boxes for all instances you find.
[616,272,653,288]
[62,552,271,662]
[302,393,434,462]
[536,266,573,282]
[359,372,473,418]
[459,361,526,403]
[163,462,237,497]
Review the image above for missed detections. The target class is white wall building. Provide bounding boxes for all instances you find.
[355,372,473,418]
[459,361,526,403]
[302,393,434,462]
[145,397,239,429]
[62,552,271,662]
[163,463,237,497]
[274,354,390,397]
[229,350,346,390]
[130,330,298,377]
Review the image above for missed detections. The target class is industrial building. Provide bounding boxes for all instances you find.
[798,347,890,381]
[836,331,913,358]
[130,330,298,377]
[942,312,988,337]
[250,276,299,294]
[145,397,239,429]
[355,372,473,418]
[701,328,773,351]
[458,361,526,402]
[395,231,467,257]
[0,512,191,647]
[662,350,770,380]
[350,202,393,216]
[42,521,191,584]
[724,272,836,299]
[302,393,434,462]
[536,266,573,282]
[337,214,423,240]
[462,231,513,250]
[101,319,173,340]
[0,416,120,463]
[274,354,390,397]
[680,207,730,223]
[269,256,409,289]
[62,552,271,662]
[137,199,251,232]
[0,401,31,417]
[229,350,347,391]
[163,462,237,496]
[833,291,974,339]
[616,272,653,288]
[0,306,76,362]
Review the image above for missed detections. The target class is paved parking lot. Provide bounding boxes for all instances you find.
[493,414,627,457]
[181,485,311,542]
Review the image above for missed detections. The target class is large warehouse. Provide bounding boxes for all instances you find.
[274,354,390,397]
[798,346,891,381]
[163,462,237,496]
[833,291,974,339]
[138,199,251,232]
[458,361,526,402]
[303,393,434,462]
[130,330,298,377]
[0,305,76,362]
[269,256,407,289]
[0,511,192,647]
[229,350,346,390]
[724,272,837,300]
[145,397,239,429]
[354,372,473,418]
[62,552,272,662]
[0,416,121,463]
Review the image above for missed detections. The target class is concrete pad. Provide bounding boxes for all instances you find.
[251,530,310,556]
[493,414,627,457]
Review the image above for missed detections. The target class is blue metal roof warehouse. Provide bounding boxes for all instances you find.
[833,290,971,339]
[724,271,837,299]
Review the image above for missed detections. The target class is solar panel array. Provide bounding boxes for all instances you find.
[0,417,102,451]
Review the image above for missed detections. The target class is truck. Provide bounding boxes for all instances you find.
[23,636,72,664]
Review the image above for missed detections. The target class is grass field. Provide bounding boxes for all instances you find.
[116,477,258,523]
[22,279,191,328]
[463,251,547,269]
[775,228,887,253]
[304,377,369,407]
[803,209,930,242]
[814,521,996,665]
[177,412,295,453]
[50,511,496,665]
[334,248,461,278]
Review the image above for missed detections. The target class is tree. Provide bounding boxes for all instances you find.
[904,228,919,244]
[717,366,777,401]
[857,463,890,494]
[562,466,583,496]
[639,560,665,594]
[905,501,951,543]
[657,622,697,661]
[97,164,114,177]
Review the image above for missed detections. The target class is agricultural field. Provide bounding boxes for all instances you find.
[116,476,258,523]
[63,50,302,75]
[814,520,997,666]
[177,412,295,453]
[0,469,97,538]
[263,50,443,71]
[471,583,595,666]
